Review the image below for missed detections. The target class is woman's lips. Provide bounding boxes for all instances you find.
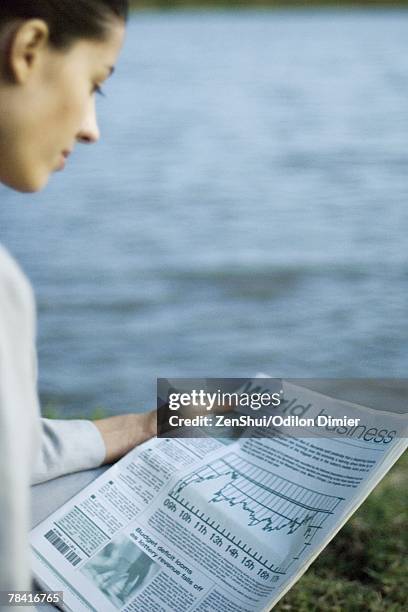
[56,150,72,172]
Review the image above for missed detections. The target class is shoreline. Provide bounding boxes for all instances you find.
[130,1,408,10]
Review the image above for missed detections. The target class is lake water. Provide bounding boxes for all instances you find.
[1,9,408,416]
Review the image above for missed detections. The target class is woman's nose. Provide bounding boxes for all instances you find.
[77,97,100,144]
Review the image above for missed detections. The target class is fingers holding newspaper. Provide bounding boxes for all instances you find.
[93,397,235,467]
[156,393,235,438]
[93,411,157,464]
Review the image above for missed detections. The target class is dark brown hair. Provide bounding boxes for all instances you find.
[0,1,129,48]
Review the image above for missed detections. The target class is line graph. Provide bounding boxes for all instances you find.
[169,453,344,573]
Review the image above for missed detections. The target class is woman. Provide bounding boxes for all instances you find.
[0,0,156,599]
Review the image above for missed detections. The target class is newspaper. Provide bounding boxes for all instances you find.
[30,381,408,612]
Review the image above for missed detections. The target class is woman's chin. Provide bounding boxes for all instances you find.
[3,171,51,194]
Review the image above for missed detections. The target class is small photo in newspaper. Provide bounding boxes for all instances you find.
[81,534,159,607]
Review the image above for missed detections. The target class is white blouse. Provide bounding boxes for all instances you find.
[0,244,106,597]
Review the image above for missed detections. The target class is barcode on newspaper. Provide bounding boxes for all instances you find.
[45,530,82,567]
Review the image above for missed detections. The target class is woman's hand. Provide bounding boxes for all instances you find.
[93,411,157,465]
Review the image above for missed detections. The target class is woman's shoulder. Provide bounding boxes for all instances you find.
[0,243,35,313]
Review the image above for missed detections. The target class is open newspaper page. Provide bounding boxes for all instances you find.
[30,381,407,612]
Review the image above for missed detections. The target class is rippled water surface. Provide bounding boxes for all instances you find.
[2,10,408,415]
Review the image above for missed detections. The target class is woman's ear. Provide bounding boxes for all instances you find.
[6,19,50,84]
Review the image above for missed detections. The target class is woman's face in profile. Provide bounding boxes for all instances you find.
[0,19,125,193]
